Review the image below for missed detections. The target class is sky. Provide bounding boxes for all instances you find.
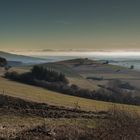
[0,0,140,52]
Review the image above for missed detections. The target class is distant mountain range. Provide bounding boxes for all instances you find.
[0,51,47,65]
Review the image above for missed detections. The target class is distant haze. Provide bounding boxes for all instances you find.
[10,50,140,58]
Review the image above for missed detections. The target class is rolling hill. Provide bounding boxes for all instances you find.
[0,51,46,65]
[8,57,140,94]
[38,58,140,94]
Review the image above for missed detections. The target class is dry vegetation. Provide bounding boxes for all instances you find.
[0,94,100,139]
[0,59,140,139]
[0,77,139,139]
[15,109,140,140]
[0,95,139,140]
[94,107,140,140]
[0,76,140,113]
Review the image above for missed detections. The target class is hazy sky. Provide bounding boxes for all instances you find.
[0,0,140,51]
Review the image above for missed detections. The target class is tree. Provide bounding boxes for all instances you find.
[130,65,134,69]
[103,60,109,64]
[31,66,68,83]
[0,57,7,67]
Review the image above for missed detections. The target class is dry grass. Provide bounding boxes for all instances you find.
[0,76,139,113]
[94,107,140,140]
[14,108,140,140]
[68,77,99,90]
[0,94,99,139]
[0,114,97,139]
[0,115,44,138]
[0,108,140,139]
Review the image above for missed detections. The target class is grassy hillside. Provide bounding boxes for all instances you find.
[8,58,140,95]
[40,63,99,89]
[47,59,140,94]
[0,77,139,113]
[12,63,99,90]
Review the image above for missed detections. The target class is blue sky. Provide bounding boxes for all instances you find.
[0,0,140,51]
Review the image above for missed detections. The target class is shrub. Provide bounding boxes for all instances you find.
[95,107,140,140]
[0,57,7,67]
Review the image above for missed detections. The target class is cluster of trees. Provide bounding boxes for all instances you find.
[5,66,68,84]
[107,79,135,91]
[31,66,68,83]
[96,88,140,105]
[4,66,140,106]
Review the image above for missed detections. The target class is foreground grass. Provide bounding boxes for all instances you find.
[0,93,139,139]
[0,89,139,139]
[0,94,99,139]
[1,107,139,140]
[0,77,139,113]
[0,114,43,138]
[0,114,96,137]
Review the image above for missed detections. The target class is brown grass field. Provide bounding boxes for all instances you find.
[0,76,139,113]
